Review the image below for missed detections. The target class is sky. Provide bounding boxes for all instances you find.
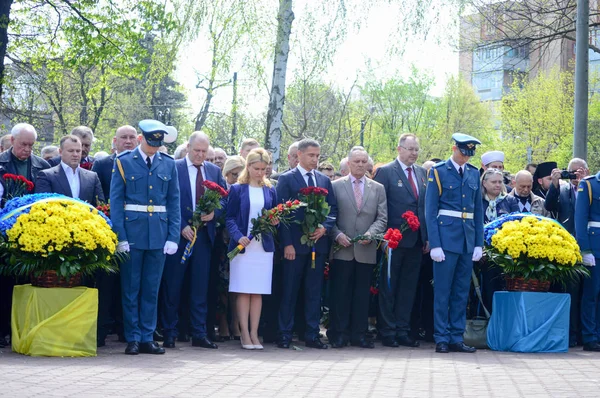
[175,1,460,119]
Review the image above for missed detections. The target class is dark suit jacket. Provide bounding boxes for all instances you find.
[35,164,104,206]
[0,149,50,183]
[373,159,427,248]
[275,167,337,255]
[545,181,576,235]
[48,155,95,168]
[225,183,277,253]
[91,153,116,198]
[176,158,228,245]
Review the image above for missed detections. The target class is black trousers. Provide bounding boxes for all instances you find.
[328,259,373,343]
[410,253,434,338]
[0,275,15,338]
[378,245,422,338]
[96,270,123,342]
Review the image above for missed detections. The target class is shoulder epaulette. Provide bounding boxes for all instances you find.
[117,150,131,158]
[433,161,445,168]
[584,175,594,180]
[160,152,174,159]
[465,163,478,170]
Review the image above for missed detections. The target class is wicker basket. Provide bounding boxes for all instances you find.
[30,270,82,288]
[505,277,550,292]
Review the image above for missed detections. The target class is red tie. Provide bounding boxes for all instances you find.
[407,167,418,199]
[195,164,205,203]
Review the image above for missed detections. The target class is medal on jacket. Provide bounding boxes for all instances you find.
[397,180,403,187]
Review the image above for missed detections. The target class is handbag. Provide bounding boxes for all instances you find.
[463,269,491,349]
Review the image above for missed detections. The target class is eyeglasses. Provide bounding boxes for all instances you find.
[319,167,333,171]
[400,146,420,153]
[230,172,239,178]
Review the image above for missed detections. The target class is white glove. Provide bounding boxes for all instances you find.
[583,253,596,266]
[430,247,445,262]
[117,241,130,253]
[472,246,483,262]
[164,241,178,255]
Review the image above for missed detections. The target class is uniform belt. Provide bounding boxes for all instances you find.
[438,209,474,219]
[588,221,600,228]
[124,204,166,213]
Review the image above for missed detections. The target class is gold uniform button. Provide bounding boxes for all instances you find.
[149,213,153,216]
[463,207,466,210]
[149,172,152,176]
[125,217,128,220]
[149,185,153,189]
[449,185,453,188]
[131,176,134,180]
[147,205,154,212]
[462,194,465,198]
[149,199,153,203]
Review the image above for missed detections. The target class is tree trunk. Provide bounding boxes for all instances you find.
[0,0,13,102]
[265,0,294,170]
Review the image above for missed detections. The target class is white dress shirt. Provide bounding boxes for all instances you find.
[450,157,465,175]
[297,164,316,186]
[61,162,80,198]
[397,158,419,194]
[186,155,207,206]
[138,149,156,166]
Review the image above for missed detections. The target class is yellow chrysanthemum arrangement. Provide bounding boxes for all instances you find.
[485,215,589,283]
[0,194,119,280]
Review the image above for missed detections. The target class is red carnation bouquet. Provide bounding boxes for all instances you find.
[227,199,306,260]
[181,180,228,264]
[80,161,93,170]
[3,173,34,200]
[298,186,331,268]
[96,199,110,217]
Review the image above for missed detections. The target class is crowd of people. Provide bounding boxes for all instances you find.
[1,119,600,355]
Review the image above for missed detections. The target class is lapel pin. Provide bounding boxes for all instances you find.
[397,180,403,187]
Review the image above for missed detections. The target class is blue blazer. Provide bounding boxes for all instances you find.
[226,183,277,253]
[275,167,337,255]
[91,153,116,198]
[35,164,104,206]
[176,158,227,245]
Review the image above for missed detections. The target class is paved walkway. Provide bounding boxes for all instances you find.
[1,338,599,397]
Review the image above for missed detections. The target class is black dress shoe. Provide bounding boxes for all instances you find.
[191,336,218,349]
[139,341,165,354]
[163,337,176,348]
[330,337,347,349]
[382,337,399,347]
[305,338,328,349]
[351,338,375,349]
[583,342,600,352]
[396,335,420,348]
[449,342,476,353]
[435,342,449,353]
[277,340,290,349]
[153,330,164,342]
[125,341,139,355]
[177,333,190,343]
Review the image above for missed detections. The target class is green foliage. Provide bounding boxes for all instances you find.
[500,68,574,171]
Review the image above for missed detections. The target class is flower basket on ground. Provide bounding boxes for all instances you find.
[0,193,120,287]
[484,213,589,291]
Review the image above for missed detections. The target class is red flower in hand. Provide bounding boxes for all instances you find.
[370,287,379,295]
[388,240,399,249]
[80,162,93,170]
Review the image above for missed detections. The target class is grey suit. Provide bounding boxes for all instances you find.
[35,164,104,206]
[373,159,428,341]
[328,175,387,344]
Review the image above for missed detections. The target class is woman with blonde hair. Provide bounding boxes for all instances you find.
[223,156,245,189]
[226,148,278,349]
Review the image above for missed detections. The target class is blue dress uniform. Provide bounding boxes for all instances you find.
[110,120,181,355]
[425,133,483,353]
[575,173,600,351]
